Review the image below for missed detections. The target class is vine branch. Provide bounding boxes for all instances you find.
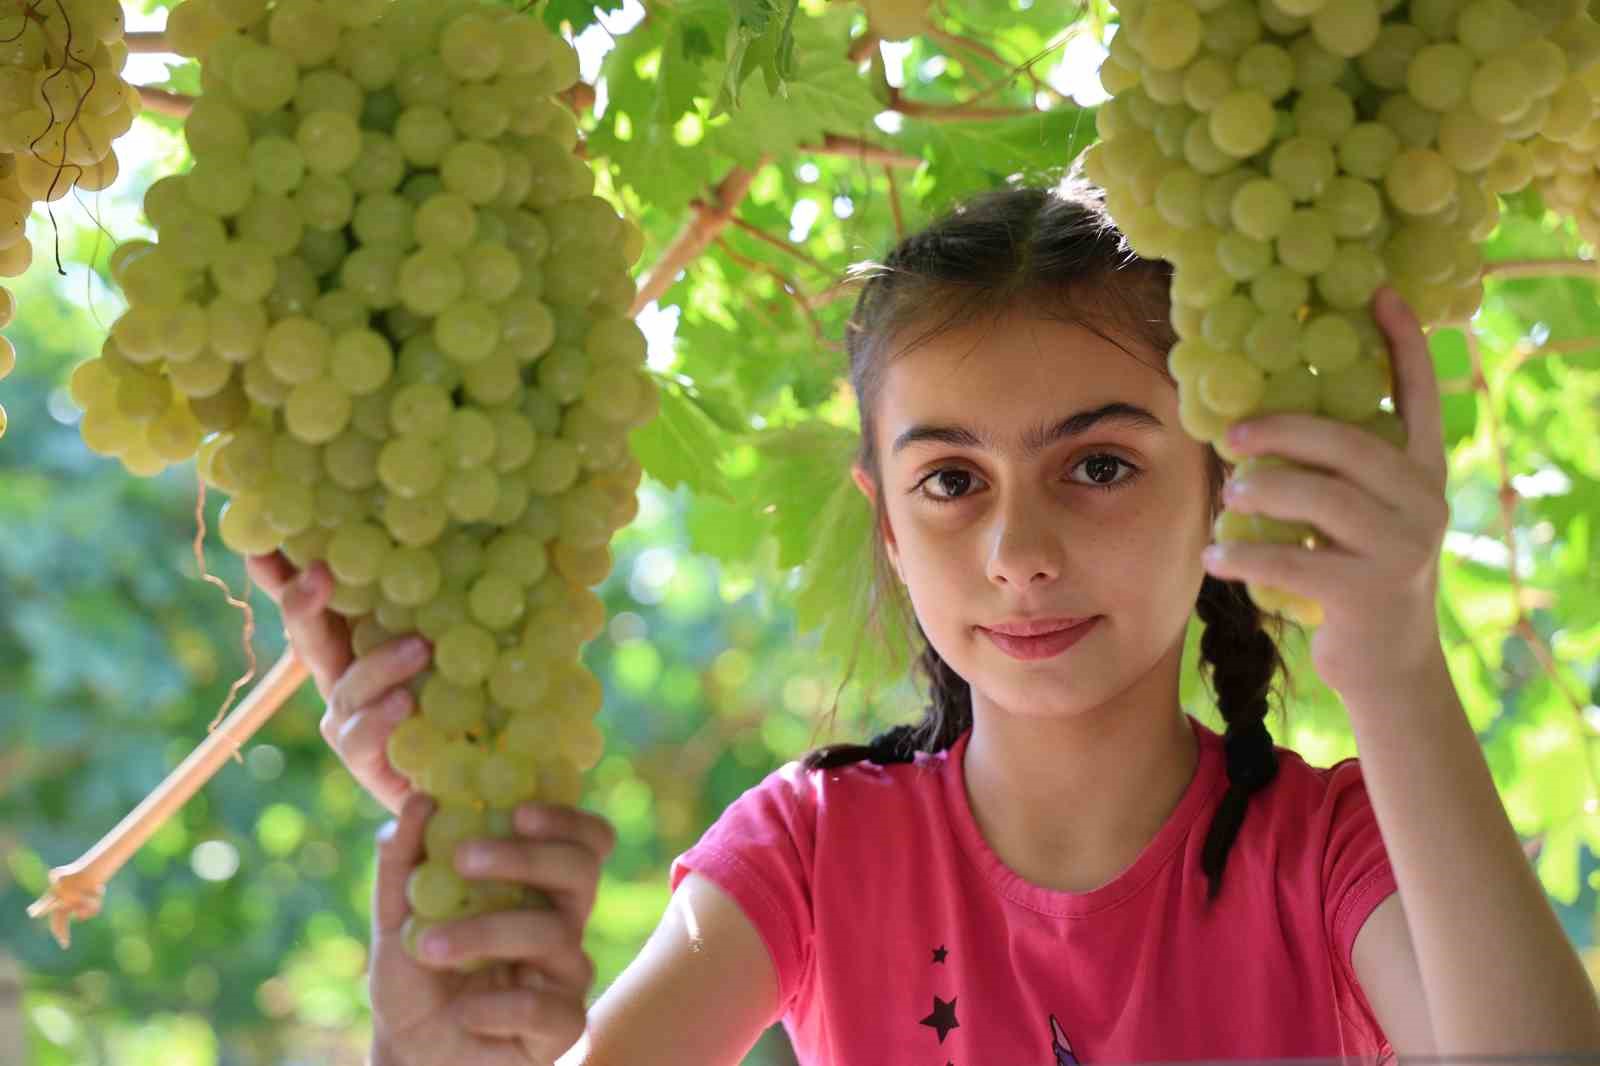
[630,163,763,316]
[714,234,831,350]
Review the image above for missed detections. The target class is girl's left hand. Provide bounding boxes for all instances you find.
[1201,285,1451,700]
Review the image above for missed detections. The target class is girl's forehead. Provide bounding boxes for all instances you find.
[879,313,1168,405]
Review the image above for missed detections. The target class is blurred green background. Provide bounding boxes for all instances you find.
[4,0,1600,1063]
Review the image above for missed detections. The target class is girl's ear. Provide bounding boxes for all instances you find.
[852,463,906,583]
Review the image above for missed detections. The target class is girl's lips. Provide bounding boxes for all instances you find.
[980,617,1100,661]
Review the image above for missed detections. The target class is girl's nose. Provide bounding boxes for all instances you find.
[985,504,1064,588]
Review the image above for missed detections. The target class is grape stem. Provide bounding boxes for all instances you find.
[26,650,309,949]
[124,31,172,54]
[1479,257,1600,282]
[137,86,191,120]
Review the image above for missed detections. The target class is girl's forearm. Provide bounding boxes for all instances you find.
[1343,652,1600,1052]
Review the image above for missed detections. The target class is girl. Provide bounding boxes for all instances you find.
[251,178,1600,1065]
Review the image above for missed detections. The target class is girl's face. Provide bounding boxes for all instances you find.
[856,301,1219,723]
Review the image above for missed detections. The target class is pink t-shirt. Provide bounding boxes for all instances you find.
[669,713,1399,1064]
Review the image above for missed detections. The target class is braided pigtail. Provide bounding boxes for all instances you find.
[1195,572,1292,902]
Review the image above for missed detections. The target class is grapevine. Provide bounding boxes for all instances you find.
[1083,0,1600,625]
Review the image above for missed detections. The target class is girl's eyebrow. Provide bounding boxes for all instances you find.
[891,401,1166,458]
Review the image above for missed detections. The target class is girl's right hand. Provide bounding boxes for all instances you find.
[372,792,607,1065]
[247,551,426,817]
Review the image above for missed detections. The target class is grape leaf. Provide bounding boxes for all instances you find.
[713,0,802,116]
[629,377,735,500]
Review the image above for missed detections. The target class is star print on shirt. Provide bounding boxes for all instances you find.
[932,945,948,963]
[921,994,960,1043]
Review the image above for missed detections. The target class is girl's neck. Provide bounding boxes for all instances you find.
[961,647,1200,895]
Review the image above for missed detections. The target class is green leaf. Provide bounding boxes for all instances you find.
[629,377,736,500]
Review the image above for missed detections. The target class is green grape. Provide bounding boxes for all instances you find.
[1357,23,1426,88]
[1316,176,1383,238]
[1235,43,1295,100]
[396,105,456,166]
[378,434,446,498]
[1231,178,1295,242]
[1217,229,1274,280]
[263,316,332,385]
[440,11,504,81]
[1299,312,1360,372]
[284,377,353,444]
[1469,56,1536,123]
[1316,242,1387,309]
[327,521,392,585]
[436,622,499,686]
[1292,86,1356,142]
[1243,311,1302,371]
[1310,0,1380,56]
[1183,56,1236,112]
[331,328,395,395]
[297,110,363,175]
[399,247,466,314]
[1406,44,1475,111]
[435,300,500,363]
[1318,358,1391,420]
[1384,148,1455,216]
[407,860,472,920]
[477,750,538,809]
[1250,264,1311,314]
[440,140,506,204]
[1376,93,1440,149]
[380,545,443,607]
[445,466,501,521]
[1268,136,1336,201]
[1257,363,1321,413]
[390,381,454,437]
[1137,2,1205,69]
[468,570,527,629]
[415,192,478,251]
[1209,90,1277,157]
[424,803,489,866]
[1277,208,1336,274]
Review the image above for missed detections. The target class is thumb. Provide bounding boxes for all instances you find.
[375,791,435,935]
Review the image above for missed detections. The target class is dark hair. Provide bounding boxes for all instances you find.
[799,176,1300,904]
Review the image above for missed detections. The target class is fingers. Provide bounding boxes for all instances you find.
[415,907,595,992]
[245,551,297,600]
[333,688,418,815]
[516,803,619,866]
[324,634,431,742]
[281,564,356,698]
[1373,286,1448,485]
[453,835,604,931]
[375,791,435,935]
[458,985,588,1057]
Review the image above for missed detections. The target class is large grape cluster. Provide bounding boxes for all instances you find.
[66,0,656,963]
[1084,0,1600,624]
[0,0,137,438]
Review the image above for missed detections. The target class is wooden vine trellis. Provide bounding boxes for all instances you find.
[20,10,1599,946]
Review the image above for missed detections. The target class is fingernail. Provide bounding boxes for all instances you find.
[458,843,490,875]
[421,930,450,960]
[407,637,431,660]
[384,692,412,720]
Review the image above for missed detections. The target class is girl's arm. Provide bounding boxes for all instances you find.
[1345,651,1600,1053]
[558,871,783,1065]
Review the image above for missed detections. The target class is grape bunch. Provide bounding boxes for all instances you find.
[1083,0,1600,624]
[1522,60,1600,244]
[0,0,136,438]
[66,0,656,965]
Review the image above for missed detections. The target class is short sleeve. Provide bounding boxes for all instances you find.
[1321,758,1400,1041]
[669,760,818,1018]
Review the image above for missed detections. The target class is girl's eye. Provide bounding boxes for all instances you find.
[912,454,1141,505]
[1073,454,1140,491]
